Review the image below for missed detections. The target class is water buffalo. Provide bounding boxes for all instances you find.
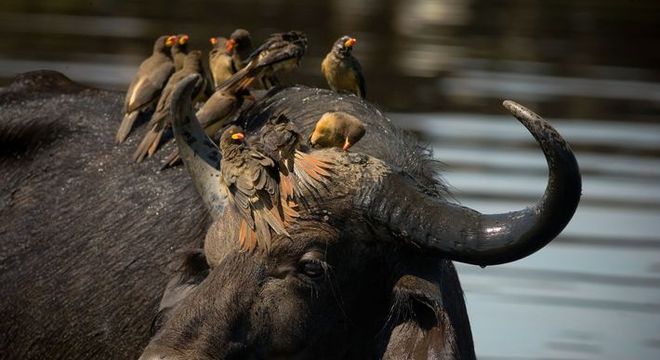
[0,71,581,359]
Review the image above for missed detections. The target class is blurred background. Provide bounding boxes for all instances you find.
[1,0,659,359]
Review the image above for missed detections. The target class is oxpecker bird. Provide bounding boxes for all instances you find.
[321,35,366,98]
[208,36,235,88]
[310,111,366,151]
[116,35,176,144]
[227,28,253,71]
[220,30,307,90]
[257,114,335,209]
[133,50,205,162]
[219,125,290,252]
[171,34,190,71]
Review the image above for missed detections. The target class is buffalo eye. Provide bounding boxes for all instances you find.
[300,259,325,279]
[298,251,326,280]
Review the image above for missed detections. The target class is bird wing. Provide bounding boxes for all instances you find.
[125,60,175,113]
[223,151,289,252]
[351,57,367,98]
[195,92,238,129]
[292,150,335,204]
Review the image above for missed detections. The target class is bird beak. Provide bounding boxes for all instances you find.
[209,37,218,45]
[344,38,357,48]
[179,35,189,45]
[231,132,245,141]
[342,138,352,151]
[165,36,177,47]
[226,39,236,52]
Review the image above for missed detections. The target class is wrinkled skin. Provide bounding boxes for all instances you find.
[1,72,474,359]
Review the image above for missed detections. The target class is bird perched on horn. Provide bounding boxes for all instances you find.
[310,111,366,151]
[133,50,205,162]
[116,35,176,144]
[171,34,190,71]
[219,125,290,252]
[322,35,366,98]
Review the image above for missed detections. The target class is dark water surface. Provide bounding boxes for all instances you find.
[1,1,659,359]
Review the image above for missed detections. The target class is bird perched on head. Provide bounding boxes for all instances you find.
[321,35,366,98]
[257,114,335,209]
[133,50,205,162]
[220,30,308,90]
[171,34,190,71]
[310,111,366,151]
[227,28,253,71]
[208,36,235,88]
[219,125,290,252]
[115,35,176,144]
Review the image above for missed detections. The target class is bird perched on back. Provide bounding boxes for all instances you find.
[227,28,253,71]
[171,34,190,71]
[208,36,235,88]
[133,50,205,162]
[219,125,290,252]
[257,114,335,210]
[310,111,366,151]
[220,30,308,90]
[322,35,366,98]
[116,35,176,144]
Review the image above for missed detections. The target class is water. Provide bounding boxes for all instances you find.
[389,114,660,359]
[1,1,659,358]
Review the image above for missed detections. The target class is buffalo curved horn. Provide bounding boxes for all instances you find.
[359,100,581,266]
[170,74,226,218]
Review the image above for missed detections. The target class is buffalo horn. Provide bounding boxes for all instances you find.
[170,74,227,218]
[360,100,581,266]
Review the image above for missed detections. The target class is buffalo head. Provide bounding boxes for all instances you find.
[139,75,581,359]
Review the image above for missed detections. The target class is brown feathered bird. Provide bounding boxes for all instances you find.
[208,36,235,88]
[310,111,366,150]
[257,114,335,208]
[116,35,176,144]
[227,28,253,71]
[160,84,250,169]
[171,34,190,71]
[321,35,366,98]
[133,50,205,162]
[219,30,308,90]
[219,125,289,252]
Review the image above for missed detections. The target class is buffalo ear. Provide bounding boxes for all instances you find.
[378,260,476,359]
[150,250,210,338]
[159,250,209,311]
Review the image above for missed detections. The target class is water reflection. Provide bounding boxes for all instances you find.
[1,0,658,117]
[1,0,659,359]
